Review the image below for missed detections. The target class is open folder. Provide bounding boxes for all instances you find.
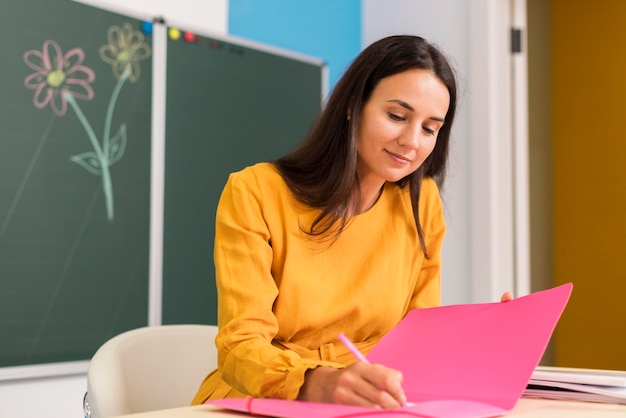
[209,283,573,418]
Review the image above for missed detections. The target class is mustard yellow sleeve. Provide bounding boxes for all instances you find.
[408,177,445,309]
[213,171,342,400]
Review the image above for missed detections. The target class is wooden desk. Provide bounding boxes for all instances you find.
[112,398,626,417]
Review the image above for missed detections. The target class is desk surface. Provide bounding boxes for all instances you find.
[112,398,626,417]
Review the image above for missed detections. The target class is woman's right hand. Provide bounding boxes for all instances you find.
[297,363,407,409]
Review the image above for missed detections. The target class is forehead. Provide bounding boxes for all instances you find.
[369,68,450,113]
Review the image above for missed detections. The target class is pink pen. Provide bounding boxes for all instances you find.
[338,332,371,364]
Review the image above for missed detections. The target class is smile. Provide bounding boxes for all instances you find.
[385,150,411,164]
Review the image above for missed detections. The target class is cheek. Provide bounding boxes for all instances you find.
[361,119,394,142]
[426,139,438,155]
[415,139,438,165]
[356,123,383,153]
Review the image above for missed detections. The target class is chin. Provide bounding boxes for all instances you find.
[383,170,413,183]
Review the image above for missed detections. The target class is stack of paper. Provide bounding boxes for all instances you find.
[524,366,626,404]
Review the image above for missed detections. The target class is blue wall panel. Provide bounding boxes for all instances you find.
[228,0,361,91]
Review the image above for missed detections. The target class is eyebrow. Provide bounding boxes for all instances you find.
[387,99,445,122]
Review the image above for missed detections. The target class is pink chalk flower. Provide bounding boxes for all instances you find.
[23,40,95,116]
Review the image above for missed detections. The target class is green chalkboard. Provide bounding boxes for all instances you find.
[0,0,324,370]
[162,31,324,324]
[0,0,152,367]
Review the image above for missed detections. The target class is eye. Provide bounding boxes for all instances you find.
[388,112,405,121]
[423,127,436,136]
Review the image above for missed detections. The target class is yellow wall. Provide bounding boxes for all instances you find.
[552,0,626,369]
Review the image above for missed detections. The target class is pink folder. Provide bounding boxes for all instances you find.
[209,283,573,418]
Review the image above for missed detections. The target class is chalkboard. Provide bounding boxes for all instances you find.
[0,0,325,370]
[161,29,325,324]
[0,0,152,367]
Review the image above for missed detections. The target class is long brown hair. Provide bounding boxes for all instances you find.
[274,35,458,255]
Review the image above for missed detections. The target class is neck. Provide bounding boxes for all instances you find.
[356,182,384,214]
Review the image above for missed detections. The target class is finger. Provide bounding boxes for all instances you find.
[383,375,407,407]
[501,291,514,302]
[349,377,403,409]
[332,367,382,408]
[359,365,406,409]
[336,364,405,409]
[374,369,407,408]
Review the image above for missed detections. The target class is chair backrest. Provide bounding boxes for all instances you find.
[84,324,218,418]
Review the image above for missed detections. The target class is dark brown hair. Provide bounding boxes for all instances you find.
[274,35,458,255]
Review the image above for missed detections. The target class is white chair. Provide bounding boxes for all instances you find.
[83,324,218,418]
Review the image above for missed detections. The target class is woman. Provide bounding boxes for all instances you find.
[193,35,471,409]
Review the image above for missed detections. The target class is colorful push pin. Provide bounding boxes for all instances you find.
[168,27,181,41]
[183,31,196,43]
[210,39,221,49]
[141,21,153,35]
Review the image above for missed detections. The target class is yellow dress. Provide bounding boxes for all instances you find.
[192,162,445,404]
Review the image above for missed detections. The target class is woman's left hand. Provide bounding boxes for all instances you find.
[500,292,514,302]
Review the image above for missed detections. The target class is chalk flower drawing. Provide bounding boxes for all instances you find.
[23,40,95,116]
[99,22,151,83]
[22,24,151,222]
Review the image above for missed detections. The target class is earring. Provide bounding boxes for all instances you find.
[347,115,351,121]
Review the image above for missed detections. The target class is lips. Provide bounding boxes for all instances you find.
[386,150,411,163]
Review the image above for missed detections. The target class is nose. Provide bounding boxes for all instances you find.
[398,124,422,149]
